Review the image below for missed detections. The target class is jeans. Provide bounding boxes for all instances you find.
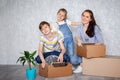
[64,36,82,65]
[35,50,70,63]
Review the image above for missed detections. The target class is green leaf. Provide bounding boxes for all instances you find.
[22,59,26,66]
[24,51,30,59]
[31,61,36,67]
[21,57,25,62]
[16,56,25,63]
[31,50,37,57]
[30,56,34,60]
[16,57,21,63]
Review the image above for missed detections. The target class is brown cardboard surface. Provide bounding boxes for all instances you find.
[82,56,120,78]
[77,44,106,58]
[39,63,72,78]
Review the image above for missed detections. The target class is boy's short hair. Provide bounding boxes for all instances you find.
[39,21,50,30]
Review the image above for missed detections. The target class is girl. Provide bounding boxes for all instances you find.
[53,8,82,73]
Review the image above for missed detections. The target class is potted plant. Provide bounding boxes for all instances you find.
[16,50,37,80]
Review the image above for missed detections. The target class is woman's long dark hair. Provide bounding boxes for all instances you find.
[82,9,96,37]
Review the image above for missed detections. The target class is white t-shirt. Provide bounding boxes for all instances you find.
[50,19,72,35]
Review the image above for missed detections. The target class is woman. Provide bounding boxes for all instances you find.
[75,9,104,46]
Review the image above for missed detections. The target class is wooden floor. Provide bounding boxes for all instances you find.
[0,65,120,80]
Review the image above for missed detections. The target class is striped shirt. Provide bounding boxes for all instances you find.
[40,32,63,53]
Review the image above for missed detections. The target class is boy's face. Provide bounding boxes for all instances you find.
[41,24,51,35]
[57,11,66,22]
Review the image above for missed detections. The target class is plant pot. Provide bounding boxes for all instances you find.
[26,68,36,80]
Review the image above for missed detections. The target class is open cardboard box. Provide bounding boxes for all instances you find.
[82,56,120,78]
[77,43,106,58]
[39,62,72,78]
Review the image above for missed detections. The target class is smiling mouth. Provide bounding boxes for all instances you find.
[44,31,48,33]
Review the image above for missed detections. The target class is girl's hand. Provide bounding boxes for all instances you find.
[41,61,46,68]
[57,53,63,62]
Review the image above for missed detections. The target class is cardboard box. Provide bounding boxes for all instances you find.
[39,62,72,78]
[77,43,106,58]
[82,56,120,78]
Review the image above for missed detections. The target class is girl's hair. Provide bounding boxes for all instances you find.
[82,9,97,37]
[57,8,67,20]
[39,21,50,30]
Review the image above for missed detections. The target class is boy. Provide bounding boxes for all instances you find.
[35,21,70,68]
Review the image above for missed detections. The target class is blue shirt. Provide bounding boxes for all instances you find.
[75,24,104,44]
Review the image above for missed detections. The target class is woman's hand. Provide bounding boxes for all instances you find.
[77,39,83,47]
[57,53,63,62]
[75,37,83,47]
[78,42,83,47]
[95,42,103,45]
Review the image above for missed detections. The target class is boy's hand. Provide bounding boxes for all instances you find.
[57,53,63,62]
[41,61,46,68]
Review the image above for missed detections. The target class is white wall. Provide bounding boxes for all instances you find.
[0,0,120,64]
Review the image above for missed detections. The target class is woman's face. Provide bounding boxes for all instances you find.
[82,12,92,25]
[57,11,66,22]
[41,24,51,35]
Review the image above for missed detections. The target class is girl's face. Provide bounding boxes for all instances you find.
[41,24,51,35]
[82,12,92,25]
[57,11,66,22]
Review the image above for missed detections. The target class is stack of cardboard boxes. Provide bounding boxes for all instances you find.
[77,44,120,78]
[39,43,120,78]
